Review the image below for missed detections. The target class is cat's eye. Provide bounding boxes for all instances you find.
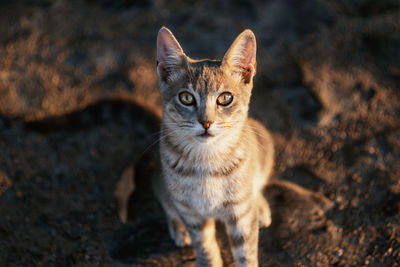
[179,92,195,106]
[216,92,233,106]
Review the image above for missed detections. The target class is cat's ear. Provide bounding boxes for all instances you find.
[222,29,257,84]
[157,27,187,83]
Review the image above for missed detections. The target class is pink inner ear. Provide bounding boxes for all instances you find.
[242,40,255,66]
[159,43,169,62]
[240,40,256,83]
[157,33,171,63]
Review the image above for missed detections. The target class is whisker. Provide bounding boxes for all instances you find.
[138,129,179,158]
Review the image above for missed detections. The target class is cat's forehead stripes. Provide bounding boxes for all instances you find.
[186,60,224,93]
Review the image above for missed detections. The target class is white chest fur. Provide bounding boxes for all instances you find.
[168,174,231,217]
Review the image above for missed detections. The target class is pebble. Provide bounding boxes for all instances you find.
[0,171,12,196]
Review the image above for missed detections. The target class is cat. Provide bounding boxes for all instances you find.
[153,26,274,267]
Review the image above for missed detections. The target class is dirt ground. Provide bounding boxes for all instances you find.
[0,0,399,266]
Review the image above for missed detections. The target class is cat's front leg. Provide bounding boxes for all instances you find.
[226,207,259,267]
[180,214,222,267]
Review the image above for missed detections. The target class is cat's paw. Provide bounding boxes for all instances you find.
[258,198,272,228]
[172,228,192,247]
[259,209,272,228]
[168,219,192,247]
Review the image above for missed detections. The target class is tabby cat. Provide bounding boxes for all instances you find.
[153,26,274,267]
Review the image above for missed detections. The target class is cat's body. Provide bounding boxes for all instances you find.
[153,27,274,267]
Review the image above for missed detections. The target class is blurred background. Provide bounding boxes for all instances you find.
[0,0,399,266]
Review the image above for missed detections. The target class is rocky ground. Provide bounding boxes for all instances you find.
[0,0,399,266]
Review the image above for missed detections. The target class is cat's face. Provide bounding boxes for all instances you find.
[156,27,257,143]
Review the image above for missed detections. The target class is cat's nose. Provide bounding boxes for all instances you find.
[200,120,213,130]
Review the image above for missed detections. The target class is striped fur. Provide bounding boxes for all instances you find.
[153,27,274,267]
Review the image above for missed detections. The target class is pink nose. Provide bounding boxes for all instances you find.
[200,121,212,129]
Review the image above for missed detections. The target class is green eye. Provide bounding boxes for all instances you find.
[216,92,233,106]
[179,92,195,105]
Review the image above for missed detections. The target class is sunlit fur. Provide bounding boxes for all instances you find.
[153,27,274,267]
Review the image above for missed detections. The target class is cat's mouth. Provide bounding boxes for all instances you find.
[197,131,213,139]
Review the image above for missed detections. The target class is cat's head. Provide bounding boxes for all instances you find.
[156,27,257,143]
